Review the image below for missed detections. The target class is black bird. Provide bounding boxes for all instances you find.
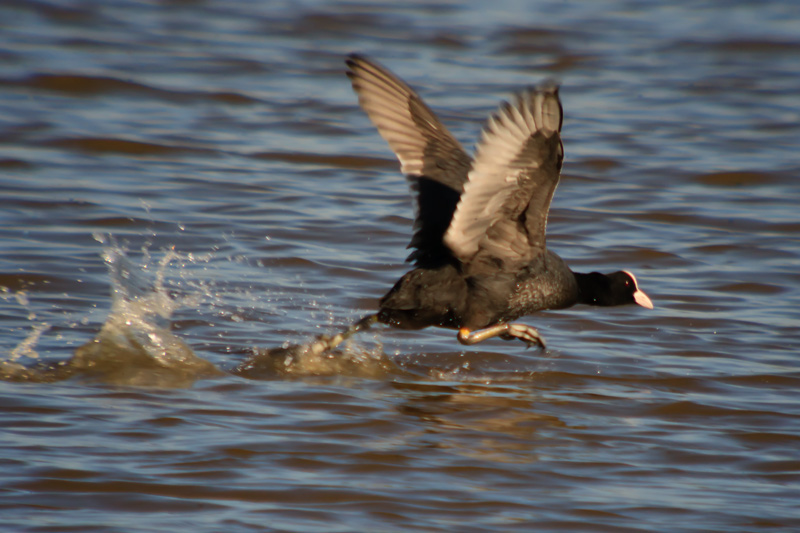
[311,54,652,354]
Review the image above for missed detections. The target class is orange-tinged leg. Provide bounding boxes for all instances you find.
[457,323,546,350]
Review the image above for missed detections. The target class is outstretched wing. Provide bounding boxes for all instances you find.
[444,85,563,266]
[346,54,472,265]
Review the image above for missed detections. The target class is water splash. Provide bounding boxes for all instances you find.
[70,240,222,386]
[1,286,48,362]
[1,235,405,385]
[236,342,399,380]
[1,238,222,386]
[235,314,401,380]
[8,321,51,362]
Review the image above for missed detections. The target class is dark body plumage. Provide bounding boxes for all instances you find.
[346,55,652,348]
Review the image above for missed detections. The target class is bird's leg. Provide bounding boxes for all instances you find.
[305,313,380,355]
[457,323,546,350]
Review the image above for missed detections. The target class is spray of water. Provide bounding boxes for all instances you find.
[1,236,400,385]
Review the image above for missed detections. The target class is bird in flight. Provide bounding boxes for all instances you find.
[306,54,652,355]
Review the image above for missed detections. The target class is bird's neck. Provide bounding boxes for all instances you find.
[573,271,617,307]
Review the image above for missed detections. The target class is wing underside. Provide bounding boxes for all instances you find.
[444,86,563,266]
[347,55,564,269]
[346,55,472,265]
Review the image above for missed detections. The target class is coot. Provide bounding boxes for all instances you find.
[322,54,652,352]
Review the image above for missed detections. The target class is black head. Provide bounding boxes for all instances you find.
[575,270,653,308]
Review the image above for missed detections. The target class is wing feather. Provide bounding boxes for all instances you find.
[444,84,563,263]
[346,54,472,265]
[346,54,471,190]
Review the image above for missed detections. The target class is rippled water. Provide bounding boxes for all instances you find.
[2,0,799,531]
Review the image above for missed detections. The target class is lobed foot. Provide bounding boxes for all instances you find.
[502,323,547,349]
[457,322,546,350]
[308,314,380,355]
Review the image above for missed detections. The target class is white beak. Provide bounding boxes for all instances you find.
[633,289,654,309]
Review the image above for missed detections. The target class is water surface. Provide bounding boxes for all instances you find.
[1,1,799,531]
